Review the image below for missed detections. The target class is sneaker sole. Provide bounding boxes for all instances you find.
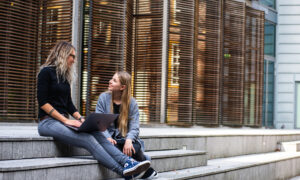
[123,160,151,177]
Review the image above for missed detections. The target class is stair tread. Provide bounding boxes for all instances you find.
[158,151,300,179]
[145,149,206,158]
[0,149,206,172]
[0,157,97,171]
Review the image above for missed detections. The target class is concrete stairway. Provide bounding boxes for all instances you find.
[2,125,300,179]
[0,126,207,179]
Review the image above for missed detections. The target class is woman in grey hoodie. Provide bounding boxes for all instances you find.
[96,71,158,179]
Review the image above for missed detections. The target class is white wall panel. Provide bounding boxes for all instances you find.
[277,54,300,63]
[278,35,300,44]
[279,6,300,15]
[277,74,294,83]
[276,2,300,129]
[276,83,294,93]
[278,16,300,24]
[277,64,300,73]
[278,25,300,34]
[276,102,294,112]
[278,0,300,5]
[277,93,294,102]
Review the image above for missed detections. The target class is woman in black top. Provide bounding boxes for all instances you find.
[37,41,150,178]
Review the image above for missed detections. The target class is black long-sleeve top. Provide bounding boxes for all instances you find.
[37,66,77,119]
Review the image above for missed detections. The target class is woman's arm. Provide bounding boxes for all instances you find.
[40,103,82,127]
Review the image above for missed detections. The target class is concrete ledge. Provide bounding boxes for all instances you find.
[147,150,207,172]
[281,141,300,152]
[0,149,207,179]
[159,152,300,180]
[2,126,300,160]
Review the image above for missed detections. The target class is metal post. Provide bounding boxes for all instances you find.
[160,0,168,123]
[71,0,84,110]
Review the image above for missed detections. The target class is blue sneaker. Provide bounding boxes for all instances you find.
[123,158,151,177]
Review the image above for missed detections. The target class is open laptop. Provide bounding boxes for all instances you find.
[66,113,118,132]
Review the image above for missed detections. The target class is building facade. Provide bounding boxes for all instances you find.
[0,0,284,128]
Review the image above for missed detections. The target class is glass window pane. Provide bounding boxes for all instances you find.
[264,21,276,57]
[259,0,276,9]
[263,60,274,128]
[296,83,300,128]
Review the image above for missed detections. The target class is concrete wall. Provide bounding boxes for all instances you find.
[275,0,300,129]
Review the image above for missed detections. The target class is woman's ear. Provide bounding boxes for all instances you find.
[120,85,126,91]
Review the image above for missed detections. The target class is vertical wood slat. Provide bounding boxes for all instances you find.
[244,6,264,126]
[81,0,130,115]
[0,0,73,122]
[167,0,194,125]
[221,0,245,125]
[0,0,40,122]
[132,0,163,123]
[39,0,73,65]
[193,0,222,125]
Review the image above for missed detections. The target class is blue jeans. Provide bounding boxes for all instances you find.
[38,117,130,175]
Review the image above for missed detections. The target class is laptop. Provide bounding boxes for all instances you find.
[66,113,118,132]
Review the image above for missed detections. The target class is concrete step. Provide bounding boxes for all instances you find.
[158,151,300,180]
[0,149,206,180]
[3,125,300,160]
[281,141,300,152]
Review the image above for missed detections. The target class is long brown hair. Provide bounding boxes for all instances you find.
[40,41,76,83]
[110,71,131,137]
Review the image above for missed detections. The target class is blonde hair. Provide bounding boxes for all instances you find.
[110,71,132,137]
[40,41,75,83]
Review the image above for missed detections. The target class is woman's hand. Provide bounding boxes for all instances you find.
[123,139,135,157]
[107,138,117,145]
[64,119,82,127]
[80,117,85,123]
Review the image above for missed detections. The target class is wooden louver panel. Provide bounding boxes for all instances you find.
[39,0,73,65]
[243,6,264,126]
[166,0,194,125]
[0,0,40,122]
[81,0,130,115]
[132,0,163,123]
[221,0,245,125]
[193,0,222,125]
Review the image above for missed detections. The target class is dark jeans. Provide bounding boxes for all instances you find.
[115,139,146,161]
[38,117,130,175]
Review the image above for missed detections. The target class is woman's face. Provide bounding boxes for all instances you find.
[67,49,76,68]
[109,74,125,92]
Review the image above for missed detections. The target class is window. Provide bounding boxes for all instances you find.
[264,21,276,57]
[296,83,300,128]
[259,0,276,9]
[263,60,274,128]
[170,43,180,86]
[262,19,275,128]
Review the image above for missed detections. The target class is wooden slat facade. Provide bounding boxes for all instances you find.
[167,0,195,125]
[132,0,163,123]
[1,0,265,127]
[243,6,264,126]
[0,0,72,122]
[193,0,222,125]
[221,0,246,126]
[81,0,132,116]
